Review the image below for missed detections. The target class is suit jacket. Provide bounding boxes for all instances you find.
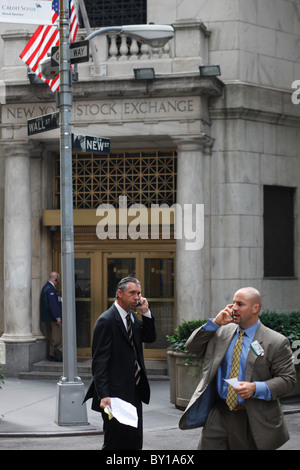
[40,281,62,322]
[179,321,296,450]
[84,304,156,412]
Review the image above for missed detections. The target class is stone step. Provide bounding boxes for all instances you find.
[18,359,169,381]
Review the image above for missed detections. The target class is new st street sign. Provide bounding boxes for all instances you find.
[51,40,89,67]
[72,134,110,154]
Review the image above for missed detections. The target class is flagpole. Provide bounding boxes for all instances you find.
[55,0,88,426]
[76,0,101,74]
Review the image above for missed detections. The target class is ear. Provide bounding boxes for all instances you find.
[252,303,260,315]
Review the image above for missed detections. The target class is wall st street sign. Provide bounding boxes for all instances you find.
[27,111,59,136]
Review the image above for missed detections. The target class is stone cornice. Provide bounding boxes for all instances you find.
[4,75,224,104]
[209,81,300,126]
[209,106,300,127]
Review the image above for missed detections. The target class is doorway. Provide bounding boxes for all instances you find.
[57,249,176,358]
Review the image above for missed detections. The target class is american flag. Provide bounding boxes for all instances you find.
[20,0,79,93]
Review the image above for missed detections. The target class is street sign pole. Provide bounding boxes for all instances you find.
[55,0,88,426]
[53,17,173,426]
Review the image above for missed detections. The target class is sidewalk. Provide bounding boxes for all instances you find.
[0,377,299,450]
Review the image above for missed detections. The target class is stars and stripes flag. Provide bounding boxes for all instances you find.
[20,0,79,93]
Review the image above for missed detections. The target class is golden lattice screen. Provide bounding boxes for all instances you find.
[53,150,177,209]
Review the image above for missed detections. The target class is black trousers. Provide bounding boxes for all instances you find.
[101,388,143,450]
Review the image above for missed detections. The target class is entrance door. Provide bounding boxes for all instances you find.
[74,254,93,357]
[104,252,175,359]
[142,255,175,359]
[54,249,175,358]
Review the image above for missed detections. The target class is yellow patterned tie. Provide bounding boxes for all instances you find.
[226,330,245,410]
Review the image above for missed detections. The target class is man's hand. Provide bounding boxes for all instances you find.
[135,296,149,315]
[100,397,111,410]
[213,304,234,326]
[234,382,256,400]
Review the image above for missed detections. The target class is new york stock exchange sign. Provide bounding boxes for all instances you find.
[3,96,201,129]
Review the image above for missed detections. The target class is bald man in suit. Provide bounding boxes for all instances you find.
[179,287,296,450]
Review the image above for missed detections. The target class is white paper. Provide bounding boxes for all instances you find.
[107,397,138,428]
[224,377,241,389]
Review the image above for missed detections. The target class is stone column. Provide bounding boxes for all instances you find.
[174,135,213,324]
[1,143,36,375]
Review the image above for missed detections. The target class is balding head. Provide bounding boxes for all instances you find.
[235,287,261,310]
[49,272,59,284]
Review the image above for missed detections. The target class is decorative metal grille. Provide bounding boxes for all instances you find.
[82,0,147,28]
[54,150,177,209]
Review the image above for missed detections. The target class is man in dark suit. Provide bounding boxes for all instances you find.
[179,287,296,450]
[40,272,63,362]
[84,276,156,450]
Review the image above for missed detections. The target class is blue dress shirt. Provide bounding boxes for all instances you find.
[202,319,271,403]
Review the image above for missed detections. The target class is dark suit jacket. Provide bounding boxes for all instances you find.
[40,281,62,322]
[84,304,156,412]
[179,321,296,450]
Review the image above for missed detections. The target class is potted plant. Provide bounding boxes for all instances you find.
[167,319,207,409]
[260,310,300,397]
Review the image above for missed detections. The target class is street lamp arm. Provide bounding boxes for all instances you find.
[86,24,174,47]
[86,26,123,41]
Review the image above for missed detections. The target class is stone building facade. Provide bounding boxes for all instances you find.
[0,0,299,376]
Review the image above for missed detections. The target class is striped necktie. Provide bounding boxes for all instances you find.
[126,313,141,385]
[226,329,245,410]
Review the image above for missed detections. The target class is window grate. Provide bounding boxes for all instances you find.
[82,0,147,28]
[54,150,177,209]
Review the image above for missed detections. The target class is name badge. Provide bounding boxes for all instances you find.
[250,340,264,356]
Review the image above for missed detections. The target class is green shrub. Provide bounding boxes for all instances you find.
[167,319,207,352]
[167,311,300,351]
[167,312,300,373]
[260,310,300,343]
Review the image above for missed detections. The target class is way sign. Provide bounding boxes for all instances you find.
[72,134,110,154]
[28,112,59,136]
[51,40,90,67]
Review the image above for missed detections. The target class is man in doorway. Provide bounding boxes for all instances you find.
[179,287,296,450]
[84,276,156,450]
[40,272,63,362]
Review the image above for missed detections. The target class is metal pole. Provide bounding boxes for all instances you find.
[55,0,88,426]
[77,0,101,73]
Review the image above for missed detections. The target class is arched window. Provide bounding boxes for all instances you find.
[82,0,147,28]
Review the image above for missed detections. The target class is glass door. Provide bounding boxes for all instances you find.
[104,252,175,359]
[142,254,175,358]
[75,254,93,357]
[104,254,138,309]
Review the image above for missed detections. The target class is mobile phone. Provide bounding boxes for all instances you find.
[136,299,141,306]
